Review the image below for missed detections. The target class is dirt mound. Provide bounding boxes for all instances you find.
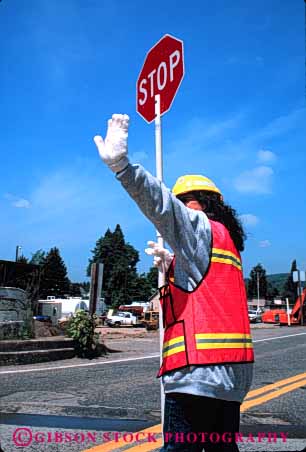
[34,320,63,338]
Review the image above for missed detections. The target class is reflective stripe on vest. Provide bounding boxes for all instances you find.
[162,335,185,358]
[158,221,254,377]
[211,248,242,271]
[195,333,253,350]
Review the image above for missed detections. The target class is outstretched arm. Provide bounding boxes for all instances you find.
[94,114,211,286]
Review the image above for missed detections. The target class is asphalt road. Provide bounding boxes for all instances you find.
[0,325,305,452]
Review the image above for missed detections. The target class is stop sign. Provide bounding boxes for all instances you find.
[136,34,184,123]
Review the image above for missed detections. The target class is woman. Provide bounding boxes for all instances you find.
[94,114,254,451]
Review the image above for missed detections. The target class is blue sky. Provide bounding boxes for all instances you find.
[1,0,305,282]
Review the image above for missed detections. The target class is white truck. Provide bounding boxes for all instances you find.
[106,310,139,327]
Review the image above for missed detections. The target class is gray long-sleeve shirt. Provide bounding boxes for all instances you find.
[117,163,253,403]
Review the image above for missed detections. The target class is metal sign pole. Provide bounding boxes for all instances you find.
[155,93,165,427]
[286,298,291,326]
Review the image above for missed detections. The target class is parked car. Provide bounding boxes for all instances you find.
[248,309,262,323]
[106,311,140,327]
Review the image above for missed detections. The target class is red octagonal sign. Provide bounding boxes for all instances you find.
[136,34,184,123]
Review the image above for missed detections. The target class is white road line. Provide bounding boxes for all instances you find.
[0,331,305,375]
[253,332,306,343]
[0,354,159,375]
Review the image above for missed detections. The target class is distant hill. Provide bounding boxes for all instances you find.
[266,273,289,293]
[245,273,289,295]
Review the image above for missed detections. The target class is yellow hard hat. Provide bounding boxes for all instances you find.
[172,175,222,197]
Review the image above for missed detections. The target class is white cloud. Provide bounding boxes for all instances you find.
[23,160,136,240]
[252,107,305,141]
[234,166,274,194]
[13,199,31,209]
[257,149,276,164]
[31,170,86,213]
[239,214,259,227]
[164,113,245,179]
[164,107,304,185]
[4,193,31,209]
[29,163,118,218]
[259,240,271,248]
[169,114,243,157]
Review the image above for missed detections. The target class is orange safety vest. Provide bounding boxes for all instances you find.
[158,220,254,377]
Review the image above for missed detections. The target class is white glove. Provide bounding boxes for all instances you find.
[94,114,130,173]
[145,241,174,272]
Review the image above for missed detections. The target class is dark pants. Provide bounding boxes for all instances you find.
[160,393,241,452]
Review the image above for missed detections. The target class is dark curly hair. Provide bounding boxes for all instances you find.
[178,191,246,252]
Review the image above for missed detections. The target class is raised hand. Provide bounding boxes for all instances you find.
[145,240,173,272]
[94,114,130,173]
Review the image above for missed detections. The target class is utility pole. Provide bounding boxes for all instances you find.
[256,271,260,312]
[89,262,104,316]
[15,245,22,262]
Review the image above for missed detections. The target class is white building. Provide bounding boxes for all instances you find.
[38,296,89,324]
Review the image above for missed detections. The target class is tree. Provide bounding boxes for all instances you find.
[39,247,70,299]
[266,283,279,300]
[146,266,158,291]
[30,249,46,266]
[69,282,82,297]
[68,281,90,297]
[87,225,140,307]
[79,281,90,293]
[282,259,298,303]
[17,255,28,264]
[127,273,149,301]
[88,226,161,306]
[129,269,157,301]
[247,263,268,300]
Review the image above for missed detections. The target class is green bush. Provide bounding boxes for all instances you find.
[21,323,34,340]
[67,311,101,358]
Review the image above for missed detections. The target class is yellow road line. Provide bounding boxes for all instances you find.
[82,424,161,452]
[115,439,163,452]
[82,373,306,452]
[244,371,306,400]
[241,377,306,412]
